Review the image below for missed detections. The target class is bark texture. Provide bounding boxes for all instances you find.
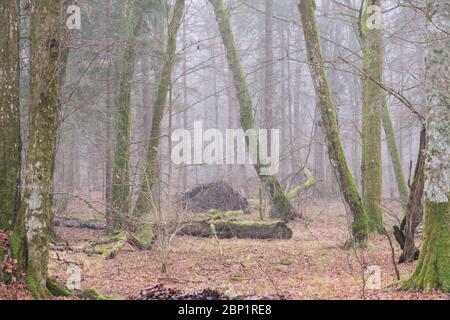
[403,0,449,293]
[361,0,384,233]
[111,0,145,229]
[298,0,368,245]
[16,0,63,298]
[0,0,21,231]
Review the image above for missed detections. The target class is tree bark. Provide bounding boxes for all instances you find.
[403,0,449,292]
[0,0,21,231]
[133,0,185,216]
[298,0,368,246]
[360,0,384,233]
[382,103,409,205]
[14,0,63,298]
[111,0,144,229]
[181,220,293,240]
[209,0,295,221]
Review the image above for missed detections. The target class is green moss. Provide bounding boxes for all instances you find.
[80,288,109,300]
[46,278,72,297]
[138,223,154,243]
[225,220,283,228]
[402,199,449,293]
[209,210,245,221]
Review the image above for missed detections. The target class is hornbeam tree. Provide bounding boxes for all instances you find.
[133,0,185,216]
[111,0,145,229]
[14,0,63,298]
[298,0,368,245]
[208,0,295,221]
[403,0,449,293]
[360,0,384,233]
[0,0,21,231]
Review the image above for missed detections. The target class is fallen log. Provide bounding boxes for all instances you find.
[180,220,293,240]
[53,217,106,230]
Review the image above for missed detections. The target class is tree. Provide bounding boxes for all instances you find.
[263,0,274,155]
[209,0,295,221]
[133,0,185,216]
[15,0,63,298]
[0,0,21,231]
[360,0,383,233]
[403,0,449,293]
[298,0,368,245]
[382,103,409,205]
[111,0,145,229]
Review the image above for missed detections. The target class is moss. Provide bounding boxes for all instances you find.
[224,220,283,228]
[298,0,368,245]
[133,0,185,216]
[138,223,154,243]
[46,278,72,297]
[79,288,109,300]
[97,233,127,259]
[209,210,245,221]
[402,199,449,293]
[382,103,409,205]
[209,0,294,222]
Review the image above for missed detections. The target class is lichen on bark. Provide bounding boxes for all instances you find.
[16,0,63,298]
[0,0,21,231]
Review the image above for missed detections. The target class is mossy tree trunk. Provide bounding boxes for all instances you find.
[209,0,295,221]
[111,1,144,229]
[0,0,21,231]
[403,0,449,293]
[133,0,185,216]
[15,0,63,298]
[360,0,384,233]
[298,0,368,245]
[382,103,409,205]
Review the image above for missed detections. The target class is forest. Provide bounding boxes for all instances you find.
[0,0,448,301]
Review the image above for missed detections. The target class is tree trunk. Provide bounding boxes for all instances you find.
[111,0,144,229]
[383,103,409,205]
[15,0,63,298]
[397,127,425,263]
[298,0,368,246]
[360,0,384,233]
[263,0,274,154]
[0,0,21,231]
[181,220,293,240]
[403,0,449,292]
[209,0,295,221]
[133,0,185,216]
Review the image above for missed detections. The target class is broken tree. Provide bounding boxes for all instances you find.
[298,0,368,246]
[208,0,295,221]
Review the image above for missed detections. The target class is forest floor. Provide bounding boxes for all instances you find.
[1,200,449,300]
